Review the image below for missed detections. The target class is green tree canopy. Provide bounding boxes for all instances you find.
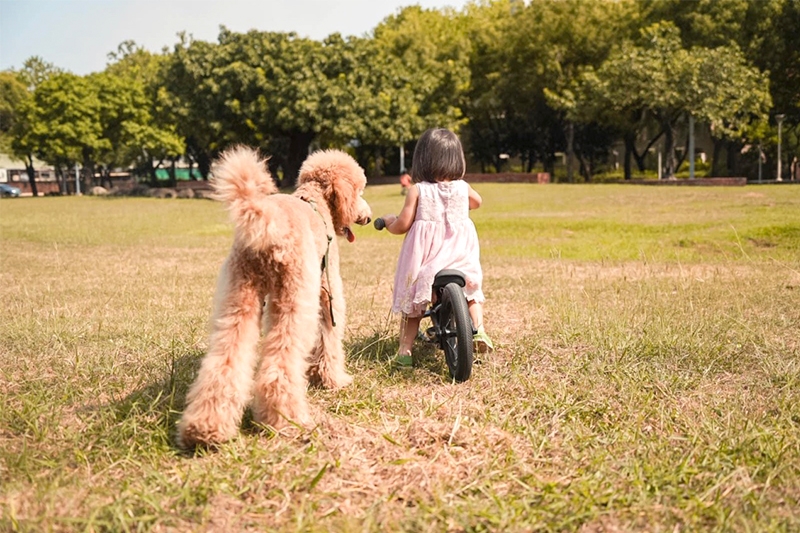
[0,71,28,154]
[587,22,770,178]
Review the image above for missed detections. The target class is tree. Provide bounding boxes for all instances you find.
[758,0,800,177]
[373,5,471,130]
[590,22,770,179]
[104,42,184,186]
[317,33,423,176]
[639,0,792,176]
[0,71,28,154]
[533,0,637,181]
[466,0,635,178]
[7,57,61,196]
[165,29,334,186]
[462,0,520,172]
[370,5,472,173]
[163,34,226,180]
[23,73,103,193]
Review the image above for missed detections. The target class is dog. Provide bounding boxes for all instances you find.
[177,146,371,448]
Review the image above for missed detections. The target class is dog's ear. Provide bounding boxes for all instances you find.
[343,180,360,225]
[327,171,355,228]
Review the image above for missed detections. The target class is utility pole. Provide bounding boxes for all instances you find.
[776,114,785,181]
[688,115,695,179]
[758,142,763,183]
[657,151,662,180]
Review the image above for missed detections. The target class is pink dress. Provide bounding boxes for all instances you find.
[392,180,484,317]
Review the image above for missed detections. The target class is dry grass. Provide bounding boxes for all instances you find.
[1,184,799,532]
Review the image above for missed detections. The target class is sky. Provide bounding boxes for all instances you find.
[0,0,470,75]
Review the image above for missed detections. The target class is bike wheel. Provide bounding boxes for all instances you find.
[439,283,473,382]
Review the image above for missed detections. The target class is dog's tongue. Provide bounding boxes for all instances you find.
[345,227,355,243]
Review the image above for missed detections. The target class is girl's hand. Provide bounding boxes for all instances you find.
[381,214,398,227]
[468,184,483,210]
[386,184,419,235]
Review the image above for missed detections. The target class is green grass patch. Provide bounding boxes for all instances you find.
[1,184,799,531]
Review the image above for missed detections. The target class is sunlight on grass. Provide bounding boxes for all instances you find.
[1,185,799,531]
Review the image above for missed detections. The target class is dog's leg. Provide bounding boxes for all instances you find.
[177,259,262,448]
[251,261,320,430]
[308,267,353,389]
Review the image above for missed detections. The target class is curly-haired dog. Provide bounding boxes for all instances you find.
[177,146,371,448]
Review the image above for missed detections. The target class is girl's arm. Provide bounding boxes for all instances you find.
[468,183,483,210]
[382,184,419,235]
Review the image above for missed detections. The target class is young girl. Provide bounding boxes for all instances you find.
[380,128,493,368]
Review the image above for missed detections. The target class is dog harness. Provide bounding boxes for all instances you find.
[302,198,336,327]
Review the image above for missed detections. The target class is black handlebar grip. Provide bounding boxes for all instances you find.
[374,218,386,230]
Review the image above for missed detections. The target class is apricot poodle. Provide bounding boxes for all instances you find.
[177,146,371,448]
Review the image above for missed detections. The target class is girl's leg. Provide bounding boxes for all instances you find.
[399,314,422,355]
[468,300,494,353]
[468,300,484,330]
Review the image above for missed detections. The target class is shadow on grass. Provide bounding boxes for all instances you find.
[104,349,204,452]
[102,326,452,454]
[345,324,449,379]
[345,329,398,364]
[115,348,283,450]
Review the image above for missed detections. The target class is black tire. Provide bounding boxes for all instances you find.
[439,283,473,382]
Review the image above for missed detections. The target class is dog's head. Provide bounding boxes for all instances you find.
[297,150,372,242]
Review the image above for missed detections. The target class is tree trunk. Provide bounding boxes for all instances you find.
[55,166,66,194]
[373,147,384,178]
[25,154,38,196]
[84,159,102,189]
[566,121,575,183]
[493,154,502,173]
[168,158,177,188]
[674,136,690,176]
[662,121,677,179]
[88,164,102,192]
[195,151,211,180]
[630,129,664,173]
[711,138,723,177]
[149,160,159,186]
[587,152,594,182]
[623,132,635,180]
[726,140,741,177]
[544,154,556,179]
[100,166,111,189]
[281,131,315,188]
[577,154,587,182]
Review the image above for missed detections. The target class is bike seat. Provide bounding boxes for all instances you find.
[433,269,466,289]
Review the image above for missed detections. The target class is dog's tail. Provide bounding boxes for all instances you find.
[211,146,279,249]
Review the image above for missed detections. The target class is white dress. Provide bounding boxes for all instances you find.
[391,180,484,317]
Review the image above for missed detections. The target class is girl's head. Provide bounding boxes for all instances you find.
[411,128,466,183]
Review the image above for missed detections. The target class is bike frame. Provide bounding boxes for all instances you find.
[422,270,477,350]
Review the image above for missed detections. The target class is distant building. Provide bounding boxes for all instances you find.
[0,153,59,195]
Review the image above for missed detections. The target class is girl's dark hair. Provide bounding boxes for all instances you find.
[410,128,466,183]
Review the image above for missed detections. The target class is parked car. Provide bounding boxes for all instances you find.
[0,183,21,197]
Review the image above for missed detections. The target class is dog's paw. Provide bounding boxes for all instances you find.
[176,419,237,450]
[325,372,354,389]
[252,396,313,431]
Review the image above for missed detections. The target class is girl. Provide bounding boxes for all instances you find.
[380,128,493,368]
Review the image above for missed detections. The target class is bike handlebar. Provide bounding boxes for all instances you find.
[374,217,386,230]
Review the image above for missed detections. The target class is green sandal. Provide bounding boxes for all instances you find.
[391,352,413,369]
[473,327,494,354]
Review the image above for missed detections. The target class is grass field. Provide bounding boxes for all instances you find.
[1,183,799,532]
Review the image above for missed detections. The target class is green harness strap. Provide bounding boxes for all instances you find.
[303,198,336,327]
